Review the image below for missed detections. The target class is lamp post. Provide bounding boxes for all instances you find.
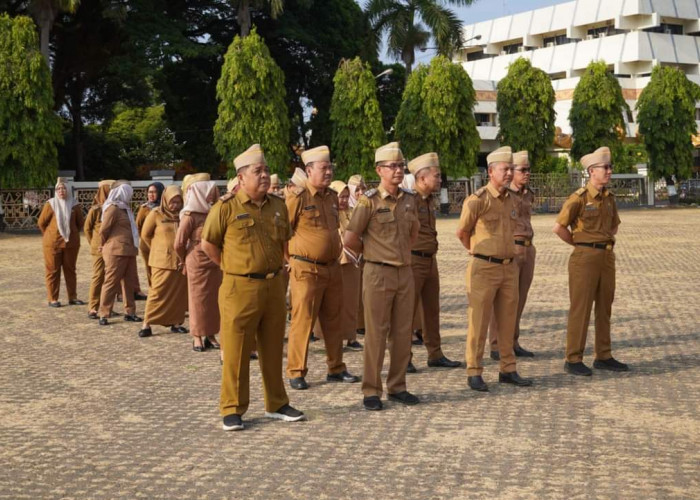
[419,34,482,52]
[374,68,394,79]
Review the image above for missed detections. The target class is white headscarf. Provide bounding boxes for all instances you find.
[400,173,416,192]
[180,180,218,217]
[102,184,139,246]
[47,178,78,242]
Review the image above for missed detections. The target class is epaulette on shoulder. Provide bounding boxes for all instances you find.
[292,185,306,197]
[89,205,100,211]
[364,188,378,198]
[182,210,192,216]
[140,202,150,207]
[219,192,235,202]
[475,186,487,197]
[575,187,587,196]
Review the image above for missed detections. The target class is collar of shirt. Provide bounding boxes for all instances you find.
[415,186,433,200]
[236,188,269,207]
[508,183,529,195]
[486,183,506,199]
[378,184,403,200]
[586,183,608,199]
[307,183,328,199]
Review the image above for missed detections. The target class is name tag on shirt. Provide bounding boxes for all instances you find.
[377,207,391,213]
[304,205,316,211]
[236,213,251,220]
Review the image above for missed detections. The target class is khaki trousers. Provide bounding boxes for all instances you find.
[286,260,346,378]
[98,254,136,318]
[411,255,444,361]
[357,262,365,330]
[362,263,414,398]
[565,246,615,363]
[127,257,142,294]
[219,273,289,417]
[314,263,359,342]
[489,244,536,350]
[465,258,518,376]
[43,246,79,302]
[88,254,105,312]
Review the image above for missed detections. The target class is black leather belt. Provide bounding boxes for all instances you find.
[411,250,435,258]
[291,255,328,266]
[514,239,532,247]
[576,242,614,250]
[473,254,513,265]
[365,260,398,268]
[232,268,282,280]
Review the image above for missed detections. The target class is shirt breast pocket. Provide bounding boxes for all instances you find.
[234,218,255,242]
[301,209,320,227]
[376,210,395,224]
[481,212,500,230]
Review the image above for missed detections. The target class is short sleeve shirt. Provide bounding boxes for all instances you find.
[346,185,418,267]
[457,183,516,258]
[555,183,621,243]
[286,185,342,263]
[202,190,291,275]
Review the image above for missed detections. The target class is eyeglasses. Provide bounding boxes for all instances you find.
[379,163,405,170]
[514,168,531,173]
[592,164,614,171]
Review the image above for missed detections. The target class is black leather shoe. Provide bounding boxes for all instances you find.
[388,391,420,406]
[490,350,500,361]
[250,351,258,360]
[69,299,85,305]
[345,340,363,351]
[498,371,533,386]
[98,317,109,326]
[124,315,143,322]
[363,396,382,411]
[309,333,318,342]
[134,292,147,301]
[593,357,629,372]
[192,340,205,352]
[48,301,61,308]
[514,345,535,357]
[427,356,461,368]
[203,337,220,350]
[412,329,424,345]
[222,414,244,431]
[138,327,152,338]
[289,377,309,390]
[468,375,489,392]
[326,371,360,383]
[565,361,593,376]
[406,361,417,373]
[87,312,98,320]
[356,328,365,336]
[170,325,188,333]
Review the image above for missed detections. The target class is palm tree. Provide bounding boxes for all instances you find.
[365,0,477,76]
[30,0,81,65]
[232,0,284,38]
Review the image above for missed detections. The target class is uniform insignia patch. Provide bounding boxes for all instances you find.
[236,213,251,220]
[364,188,378,198]
[304,205,316,211]
[377,207,391,213]
[475,187,487,197]
[511,210,516,217]
[575,187,587,196]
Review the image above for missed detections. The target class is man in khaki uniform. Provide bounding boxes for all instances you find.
[553,146,628,376]
[285,145,360,390]
[456,146,533,392]
[488,151,536,360]
[201,144,305,431]
[407,152,461,369]
[344,142,420,411]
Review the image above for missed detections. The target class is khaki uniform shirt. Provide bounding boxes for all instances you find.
[140,208,180,271]
[84,206,103,255]
[136,204,152,234]
[202,190,291,275]
[508,184,535,240]
[100,205,138,257]
[556,183,621,243]
[346,185,419,267]
[38,204,84,252]
[286,185,342,263]
[338,209,353,265]
[457,183,516,259]
[412,190,438,254]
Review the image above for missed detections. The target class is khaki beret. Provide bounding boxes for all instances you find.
[301,145,330,165]
[98,179,116,188]
[581,147,611,169]
[487,146,512,166]
[227,177,239,193]
[375,142,404,163]
[408,152,439,176]
[234,144,266,171]
[291,167,307,187]
[513,151,529,166]
[347,174,364,186]
[330,180,348,194]
[270,173,280,185]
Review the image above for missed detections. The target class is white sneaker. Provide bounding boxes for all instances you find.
[264,404,306,422]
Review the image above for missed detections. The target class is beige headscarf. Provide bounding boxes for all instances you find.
[102,183,139,246]
[159,185,183,223]
[47,178,78,242]
[347,175,365,209]
[180,181,218,217]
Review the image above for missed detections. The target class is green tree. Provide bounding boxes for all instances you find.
[232,0,283,37]
[0,14,62,188]
[330,57,385,179]
[496,58,556,171]
[214,28,290,174]
[395,56,479,177]
[569,61,630,163]
[366,0,478,76]
[636,65,700,182]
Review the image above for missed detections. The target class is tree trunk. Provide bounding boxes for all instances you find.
[238,1,251,37]
[35,8,54,67]
[70,87,85,181]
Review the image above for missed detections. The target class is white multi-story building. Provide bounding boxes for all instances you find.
[456,0,700,163]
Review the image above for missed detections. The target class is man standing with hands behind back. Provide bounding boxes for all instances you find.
[456,146,533,392]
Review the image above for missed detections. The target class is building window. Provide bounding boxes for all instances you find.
[475,113,496,126]
[543,34,573,47]
[644,23,684,35]
[586,26,624,39]
[501,42,525,55]
[466,50,489,61]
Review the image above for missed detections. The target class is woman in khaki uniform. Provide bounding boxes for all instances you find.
[174,180,221,352]
[347,174,367,336]
[138,185,188,338]
[98,183,142,325]
[135,182,164,287]
[38,178,85,307]
[84,180,115,318]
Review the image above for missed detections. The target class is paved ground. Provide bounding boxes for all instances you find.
[1,208,699,499]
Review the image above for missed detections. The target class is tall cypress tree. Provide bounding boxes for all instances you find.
[214,28,290,175]
[0,14,62,188]
[329,57,385,180]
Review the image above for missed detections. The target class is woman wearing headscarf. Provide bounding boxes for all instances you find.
[38,178,85,307]
[174,180,221,351]
[346,174,367,336]
[98,183,142,325]
[136,182,164,287]
[84,179,115,318]
[138,185,188,338]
